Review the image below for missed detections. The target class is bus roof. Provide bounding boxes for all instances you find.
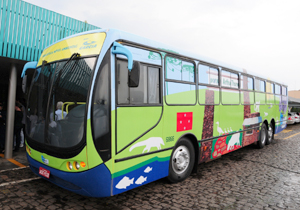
[44,28,287,86]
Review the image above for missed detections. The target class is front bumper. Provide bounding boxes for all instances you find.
[27,154,112,197]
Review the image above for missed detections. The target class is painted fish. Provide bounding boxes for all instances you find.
[135,176,147,185]
[115,176,134,189]
[144,166,153,173]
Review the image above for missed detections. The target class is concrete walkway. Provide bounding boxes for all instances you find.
[0,146,28,172]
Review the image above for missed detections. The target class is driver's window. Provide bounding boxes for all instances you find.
[117,60,160,105]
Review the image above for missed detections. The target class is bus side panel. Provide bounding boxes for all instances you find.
[112,156,169,196]
[200,132,243,163]
[112,108,171,196]
[199,92,287,163]
[200,89,259,162]
[200,89,245,162]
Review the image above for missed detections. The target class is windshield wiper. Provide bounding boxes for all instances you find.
[54,53,81,87]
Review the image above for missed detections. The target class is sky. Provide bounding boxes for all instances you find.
[24,0,300,90]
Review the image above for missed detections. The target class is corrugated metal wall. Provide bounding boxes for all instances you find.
[0,0,100,62]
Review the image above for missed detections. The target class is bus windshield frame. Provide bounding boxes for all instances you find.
[25,55,97,158]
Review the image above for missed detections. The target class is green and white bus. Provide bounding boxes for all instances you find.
[22,29,288,197]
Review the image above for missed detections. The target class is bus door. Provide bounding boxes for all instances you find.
[113,45,163,158]
[111,44,166,194]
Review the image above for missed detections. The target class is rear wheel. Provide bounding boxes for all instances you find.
[257,123,268,148]
[266,123,274,145]
[168,138,195,183]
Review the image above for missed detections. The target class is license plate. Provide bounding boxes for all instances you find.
[39,167,50,179]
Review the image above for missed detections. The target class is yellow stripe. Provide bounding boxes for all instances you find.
[284,132,300,140]
[0,153,26,168]
[7,159,26,168]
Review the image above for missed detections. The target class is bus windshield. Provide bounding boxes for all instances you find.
[26,56,96,148]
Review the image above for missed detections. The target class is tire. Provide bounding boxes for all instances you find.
[266,123,274,145]
[257,123,268,148]
[168,138,195,183]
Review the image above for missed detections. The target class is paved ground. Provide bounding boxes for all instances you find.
[1,124,300,209]
[0,146,27,171]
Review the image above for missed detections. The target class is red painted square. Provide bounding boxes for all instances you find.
[177,112,193,132]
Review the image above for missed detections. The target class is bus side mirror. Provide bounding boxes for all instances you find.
[128,61,140,87]
[21,61,37,93]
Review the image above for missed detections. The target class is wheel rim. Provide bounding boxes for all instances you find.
[171,145,190,175]
[261,126,266,144]
[268,125,273,142]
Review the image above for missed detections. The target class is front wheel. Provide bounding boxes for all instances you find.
[168,138,195,183]
[257,123,268,149]
[266,124,274,145]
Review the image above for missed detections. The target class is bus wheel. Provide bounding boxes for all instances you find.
[168,138,195,183]
[257,123,268,148]
[266,124,274,145]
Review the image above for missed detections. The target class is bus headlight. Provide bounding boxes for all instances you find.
[67,162,72,170]
[73,161,80,170]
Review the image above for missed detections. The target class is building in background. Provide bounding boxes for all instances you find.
[0,0,100,157]
[288,90,300,99]
[288,90,300,113]
[1,0,100,101]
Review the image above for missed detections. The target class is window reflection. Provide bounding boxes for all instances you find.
[26,57,96,148]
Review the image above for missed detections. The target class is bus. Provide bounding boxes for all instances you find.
[22,29,288,197]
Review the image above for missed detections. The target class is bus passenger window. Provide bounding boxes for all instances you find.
[275,84,281,95]
[282,86,287,96]
[255,79,266,104]
[240,75,254,105]
[266,82,274,93]
[199,64,219,86]
[221,70,239,105]
[274,84,281,105]
[198,64,219,105]
[182,61,194,82]
[255,79,265,92]
[266,82,274,104]
[166,57,195,83]
[222,70,238,88]
[240,75,253,90]
[166,57,181,80]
